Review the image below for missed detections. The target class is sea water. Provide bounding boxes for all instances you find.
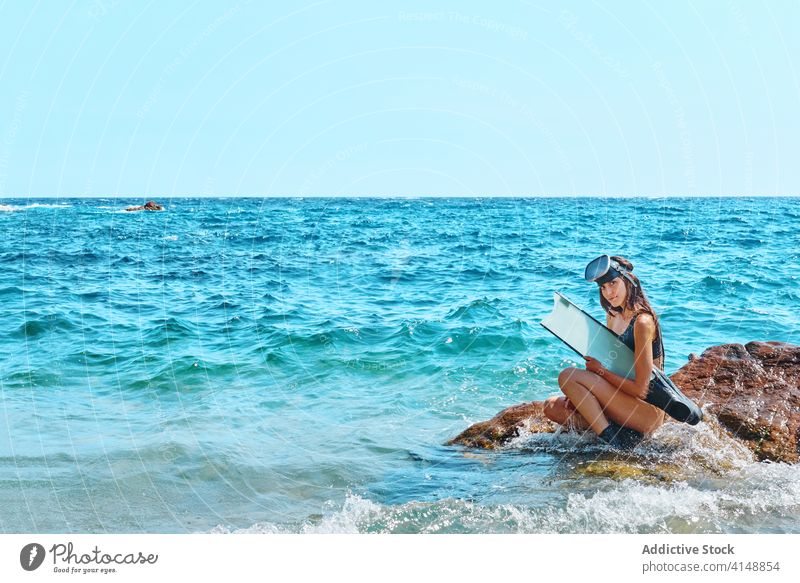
[0,197,798,533]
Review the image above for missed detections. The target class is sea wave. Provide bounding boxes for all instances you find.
[209,459,800,533]
[445,297,505,321]
[0,285,25,298]
[696,275,755,292]
[10,314,79,339]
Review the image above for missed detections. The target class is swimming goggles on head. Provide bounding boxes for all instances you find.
[584,254,636,286]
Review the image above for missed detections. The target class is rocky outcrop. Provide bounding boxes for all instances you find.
[447,341,800,463]
[125,200,164,211]
[445,401,556,450]
[674,341,799,463]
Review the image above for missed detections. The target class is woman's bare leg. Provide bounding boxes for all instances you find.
[542,396,590,431]
[557,368,610,434]
[558,367,664,435]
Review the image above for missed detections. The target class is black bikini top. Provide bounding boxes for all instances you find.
[616,313,663,361]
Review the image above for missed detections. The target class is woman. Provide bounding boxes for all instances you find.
[543,255,666,449]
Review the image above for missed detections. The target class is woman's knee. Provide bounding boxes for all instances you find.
[559,368,591,401]
[558,367,580,390]
[560,366,607,396]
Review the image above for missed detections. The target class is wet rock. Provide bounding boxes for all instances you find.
[673,341,800,463]
[574,460,676,483]
[125,200,164,212]
[445,401,556,449]
[447,341,799,463]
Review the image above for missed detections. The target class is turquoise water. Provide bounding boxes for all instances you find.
[1,197,798,533]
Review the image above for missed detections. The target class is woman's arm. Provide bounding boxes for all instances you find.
[585,314,656,399]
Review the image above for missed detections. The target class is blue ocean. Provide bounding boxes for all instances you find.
[1,197,798,533]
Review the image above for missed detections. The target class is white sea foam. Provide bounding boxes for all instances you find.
[508,407,756,474]
[210,494,384,534]
[210,458,800,534]
[532,461,800,533]
[0,202,70,211]
[209,412,800,534]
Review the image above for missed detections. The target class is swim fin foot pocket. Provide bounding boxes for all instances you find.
[645,370,703,425]
[598,421,644,450]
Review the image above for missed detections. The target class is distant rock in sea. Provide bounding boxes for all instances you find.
[447,341,800,464]
[125,200,164,212]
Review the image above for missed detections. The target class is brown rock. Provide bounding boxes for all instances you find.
[447,341,800,463]
[125,200,164,212]
[445,401,555,449]
[672,341,800,463]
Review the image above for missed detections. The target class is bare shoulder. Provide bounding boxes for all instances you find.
[634,313,656,340]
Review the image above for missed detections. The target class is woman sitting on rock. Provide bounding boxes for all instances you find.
[542,255,666,449]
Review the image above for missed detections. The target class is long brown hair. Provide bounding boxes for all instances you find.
[598,255,664,368]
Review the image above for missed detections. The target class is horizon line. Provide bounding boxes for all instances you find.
[2,194,798,199]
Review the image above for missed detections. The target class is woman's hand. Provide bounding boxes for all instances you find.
[584,356,606,377]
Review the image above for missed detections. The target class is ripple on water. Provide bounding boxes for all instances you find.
[1,197,798,533]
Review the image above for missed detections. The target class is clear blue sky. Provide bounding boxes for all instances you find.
[0,1,798,197]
